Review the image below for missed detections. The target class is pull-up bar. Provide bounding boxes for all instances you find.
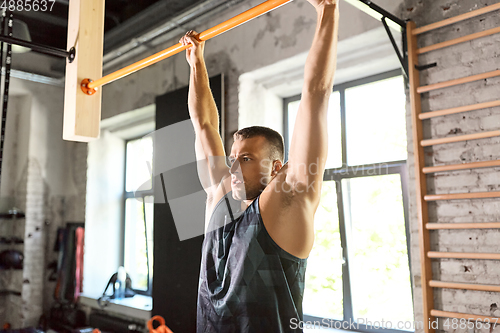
[81,0,293,95]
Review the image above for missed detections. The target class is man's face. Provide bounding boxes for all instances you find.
[229,136,277,201]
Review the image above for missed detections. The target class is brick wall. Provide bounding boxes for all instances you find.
[401,1,500,331]
[0,78,88,328]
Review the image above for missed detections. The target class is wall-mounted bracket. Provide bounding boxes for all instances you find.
[415,63,438,71]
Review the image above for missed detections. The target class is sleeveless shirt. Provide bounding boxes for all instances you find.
[197,192,307,333]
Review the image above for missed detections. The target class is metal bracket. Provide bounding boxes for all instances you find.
[381,16,409,78]
[68,47,76,63]
[415,63,437,71]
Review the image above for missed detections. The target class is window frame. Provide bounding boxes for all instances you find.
[284,69,414,333]
[122,136,154,296]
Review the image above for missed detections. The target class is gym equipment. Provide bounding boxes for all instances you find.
[147,316,174,333]
[0,249,23,269]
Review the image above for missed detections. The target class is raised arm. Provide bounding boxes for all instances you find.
[286,0,339,201]
[180,31,230,195]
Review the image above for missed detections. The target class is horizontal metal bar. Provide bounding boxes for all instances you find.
[103,0,247,71]
[429,280,500,292]
[431,309,500,322]
[418,69,500,94]
[424,191,500,201]
[420,130,500,146]
[324,160,406,179]
[413,2,500,35]
[1,67,64,86]
[417,26,500,54]
[428,251,500,260]
[422,160,500,173]
[426,222,500,230]
[419,100,500,119]
[0,290,21,296]
[87,0,294,90]
[0,35,70,58]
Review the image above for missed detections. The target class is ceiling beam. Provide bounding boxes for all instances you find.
[103,0,245,69]
[103,0,201,52]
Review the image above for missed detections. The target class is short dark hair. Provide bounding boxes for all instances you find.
[233,126,284,162]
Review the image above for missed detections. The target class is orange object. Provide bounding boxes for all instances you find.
[81,78,98,96]
[84,0,293,91]
[148,315,174,333]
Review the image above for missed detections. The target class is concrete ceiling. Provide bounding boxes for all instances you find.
[7,0,406,81]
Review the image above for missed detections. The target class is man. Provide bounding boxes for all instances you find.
[180,0,339,331]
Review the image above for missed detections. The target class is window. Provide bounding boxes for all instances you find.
[124,136,154,294]
[284,70,413,332]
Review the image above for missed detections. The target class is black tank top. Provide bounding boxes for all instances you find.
[197,192,307,333]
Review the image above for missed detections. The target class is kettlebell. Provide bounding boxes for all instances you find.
[0,250,24,269]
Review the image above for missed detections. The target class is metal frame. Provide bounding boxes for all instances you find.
[350,0,406,28]
[123,136,154,296]
[284,70,413,333]
[85,0,294,92]
[344,0,409,77]
[0,11,12,190]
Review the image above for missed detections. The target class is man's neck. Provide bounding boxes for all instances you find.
[241,199,254,211]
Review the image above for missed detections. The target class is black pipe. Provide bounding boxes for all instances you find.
[382,16,408,77]
[0,34,71,59]
[0,12,12,192]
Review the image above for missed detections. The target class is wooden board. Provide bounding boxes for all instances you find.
[407,21,436,333]
[63,0,105,142]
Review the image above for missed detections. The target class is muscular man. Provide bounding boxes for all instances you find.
[180,0,339,331]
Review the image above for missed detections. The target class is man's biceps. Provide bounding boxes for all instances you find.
[199,124,223,142]
[287,156,327,176]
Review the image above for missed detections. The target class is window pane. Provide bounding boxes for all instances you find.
[345,76,407,166]
[287,92,342,169]
[303,181,343,320]
[126,136,153,192]
[124,197,154,291]
[342,174,413,323]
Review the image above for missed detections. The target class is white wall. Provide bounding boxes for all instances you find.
[0,95,31,204]
[85,130,125,297]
